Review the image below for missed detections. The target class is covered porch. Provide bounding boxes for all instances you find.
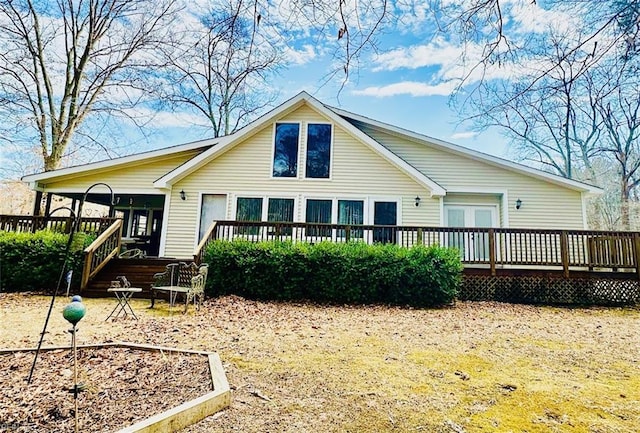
[25,189,166,258]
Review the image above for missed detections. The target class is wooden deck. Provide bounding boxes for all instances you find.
[3,215,639,304]
[196,221,640,305]
[198,221,640,279]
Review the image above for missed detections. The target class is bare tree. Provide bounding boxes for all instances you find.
[436,0,640,92]
[464,33,604,181]
[456,16,640,228]
[0,0,178,174]
[280,0,390,87]
[159,0,280,137]
[597,72,640,229]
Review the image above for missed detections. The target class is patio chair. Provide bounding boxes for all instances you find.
[186,264,208,310]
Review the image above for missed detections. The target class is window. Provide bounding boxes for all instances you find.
[267,198,294,222]
[272,123,300,177]
[305,199,332,237]
[236,197,263,235]
[338,200,364,238]
[306,124,331,178]
[268,198,294,236]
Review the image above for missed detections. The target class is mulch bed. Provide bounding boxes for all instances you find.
[0,347,212,432]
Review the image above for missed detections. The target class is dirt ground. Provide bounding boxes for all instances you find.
[1,293,639,433]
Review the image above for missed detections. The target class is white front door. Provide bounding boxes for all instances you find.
[199,194,227,242]
[445,206,497,261]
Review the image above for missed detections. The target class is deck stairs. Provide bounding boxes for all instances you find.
[82,257,190,298]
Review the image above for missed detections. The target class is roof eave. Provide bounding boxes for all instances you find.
[21,138,218,184]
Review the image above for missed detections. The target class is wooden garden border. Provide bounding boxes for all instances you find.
[0,342,231,432]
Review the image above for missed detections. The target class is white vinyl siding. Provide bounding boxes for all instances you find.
[42,152,202,193]
[163,105,433,257]
[354,122,584,230]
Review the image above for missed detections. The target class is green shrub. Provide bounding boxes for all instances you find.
[0,231,93,292]
[203,240,462,307]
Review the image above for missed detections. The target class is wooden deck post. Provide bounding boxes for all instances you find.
[81,250,93,290]
[417,228,423,246]
[488,228,496,276]
[560,231,569,278]
[633,233,640,280]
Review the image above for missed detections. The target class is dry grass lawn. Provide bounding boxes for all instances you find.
[1,293,639,432]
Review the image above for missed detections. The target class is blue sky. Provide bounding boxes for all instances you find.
[125,0,575,164]
[3,0,579,176]
[133,36,514,163]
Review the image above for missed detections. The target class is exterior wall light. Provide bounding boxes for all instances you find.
[515,198,522,210]
[415,196,421,207]
[180,190,186,201]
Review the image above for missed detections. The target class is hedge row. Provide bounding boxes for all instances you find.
[204,240,462,307]
[0,231,93,292]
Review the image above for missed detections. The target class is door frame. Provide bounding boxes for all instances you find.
[196,192,230,245]
[367,197,401,244]
[443,204,498,228]
[443,204,499,261]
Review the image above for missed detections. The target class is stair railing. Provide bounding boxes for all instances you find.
[194,221,218,264]
[81,219,123,290]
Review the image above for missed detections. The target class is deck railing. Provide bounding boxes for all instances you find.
[207,221,640,276]
[81,219,123,290]
[0,214,117,235]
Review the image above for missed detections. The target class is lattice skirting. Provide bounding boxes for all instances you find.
[460,275,640,306]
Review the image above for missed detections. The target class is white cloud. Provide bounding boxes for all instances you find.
[372,38,466,72]
[352,81,459,97]
[283,44,317,65]
[507,0,578,35]
[450,131,478,140]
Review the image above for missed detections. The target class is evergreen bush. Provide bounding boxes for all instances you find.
[0,231,93,292]
[204,240,462,307]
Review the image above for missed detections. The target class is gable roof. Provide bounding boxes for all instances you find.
[22,91,602,197]
[21,138,217,186]
[328,106,602,195]
[154,92,448,196]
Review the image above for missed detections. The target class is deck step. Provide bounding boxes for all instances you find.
[82,258,192,298]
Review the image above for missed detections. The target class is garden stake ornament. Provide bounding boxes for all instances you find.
[63,295,86,433]
[28,183,116,384]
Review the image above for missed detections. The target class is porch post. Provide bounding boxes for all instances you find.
[488,228,496,276]
[44,193,53,216]
[33,191,43,216]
